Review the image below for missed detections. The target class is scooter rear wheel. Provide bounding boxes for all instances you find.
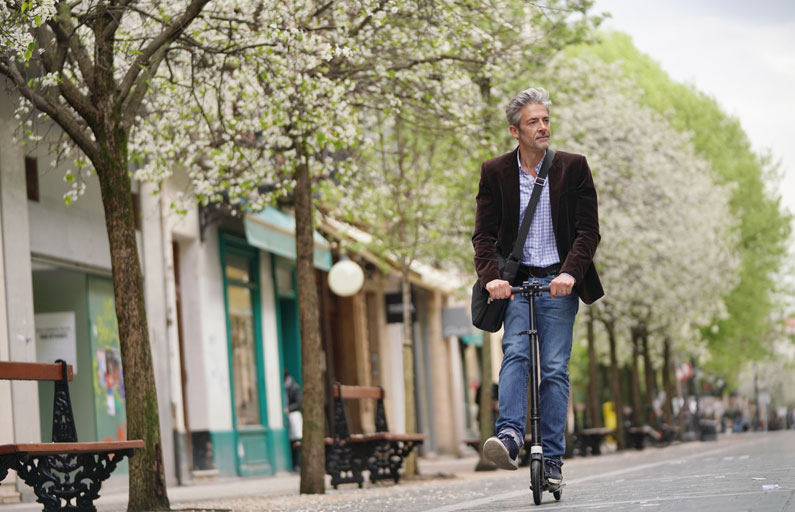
[530,459,543,505]
[554,489,562,501]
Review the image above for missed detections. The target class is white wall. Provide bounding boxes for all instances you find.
[0,100,40,440]
[448,337,467,453]
[139,183,176,484]
[0,97,41,501]
[161,173,198,436]
[0,105,17,495]
[27,164,110,270]
[386,322,406,434]
[259,252,284,430]
[179,228,232,432]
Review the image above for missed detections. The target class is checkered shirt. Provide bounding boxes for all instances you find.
[517,150,560,267]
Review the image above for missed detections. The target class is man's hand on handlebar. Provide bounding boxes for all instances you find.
[549,273,575,298]
[488,274,575,300]
[486,279,513,300]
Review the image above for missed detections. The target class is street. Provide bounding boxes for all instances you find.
[3,430,793,512]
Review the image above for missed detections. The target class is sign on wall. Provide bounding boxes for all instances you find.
[35,311,78,373]
[442,307,474,338]
[385,292,417,324]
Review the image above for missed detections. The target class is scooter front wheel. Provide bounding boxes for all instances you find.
[530,459,543,505]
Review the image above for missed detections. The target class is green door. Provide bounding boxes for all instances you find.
[273,257,301,385]
[220,234,271,476]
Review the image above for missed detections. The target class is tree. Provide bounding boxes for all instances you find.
[327,2,602,470]
[136,0,603,485]
[544,55,739,438]
[1,1,214,509]
[577,32,792,385]
[131,0,531,491]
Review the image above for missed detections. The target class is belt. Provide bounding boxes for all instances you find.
[519,263,560,278]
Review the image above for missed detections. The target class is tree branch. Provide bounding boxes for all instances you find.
[122,44,168,126]
[47,7,96,93]
[117,0,211,112]
[36,25,100,127]
[0,60,100,165]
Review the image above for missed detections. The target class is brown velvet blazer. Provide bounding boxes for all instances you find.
[472,148,604,305]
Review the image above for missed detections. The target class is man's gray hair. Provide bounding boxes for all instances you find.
[506,88,551,127]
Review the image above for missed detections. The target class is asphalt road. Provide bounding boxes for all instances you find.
[2,430,793,511]
[221,430,793,512]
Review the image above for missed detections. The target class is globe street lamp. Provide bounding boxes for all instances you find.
[328,257,364,297]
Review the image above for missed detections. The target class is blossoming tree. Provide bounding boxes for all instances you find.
[548,56,739,443]
[1,1,217,509]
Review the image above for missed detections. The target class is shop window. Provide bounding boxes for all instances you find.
[131,192,141,230]
[25,156,39,201]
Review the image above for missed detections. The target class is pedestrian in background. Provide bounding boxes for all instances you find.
[284,370,302,472]
[472,87,603,490]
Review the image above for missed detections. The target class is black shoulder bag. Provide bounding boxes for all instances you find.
[471,149,556,333]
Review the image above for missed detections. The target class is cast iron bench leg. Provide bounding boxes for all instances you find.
[0,454,16,483]
[14,451,132,512]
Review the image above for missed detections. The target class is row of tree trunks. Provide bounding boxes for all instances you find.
[476,331,495,470]
[589,318,683,449]
[662,337,676,428]
[585,310,602,428]
[642,328,658,427]
[604,319,626,450]
[630,326,644,426]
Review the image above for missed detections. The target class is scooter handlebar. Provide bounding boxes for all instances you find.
[510,284,551,294]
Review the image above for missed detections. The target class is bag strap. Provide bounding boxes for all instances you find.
[509,149,555,263]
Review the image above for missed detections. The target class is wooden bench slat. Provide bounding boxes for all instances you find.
[581,427,614,435]
[0,361,73,382]
[380,433,428,442]
[332,385,383,400]
[349,433,386,442]
[0,441,144,456]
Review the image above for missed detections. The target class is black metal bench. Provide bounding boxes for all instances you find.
[626,424,662,450]
[324,383,426,488]
[574,427,615,456]
[0,360,143,512]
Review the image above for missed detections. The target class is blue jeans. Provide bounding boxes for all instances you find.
[495,274,579,458]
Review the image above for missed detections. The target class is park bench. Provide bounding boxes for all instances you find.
[324,383,427,488]
[658,423,681,445]
[0,360,144,512]
[574,427,615,456]
[626,424,662,450]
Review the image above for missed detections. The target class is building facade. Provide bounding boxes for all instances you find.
[1,87,478,501]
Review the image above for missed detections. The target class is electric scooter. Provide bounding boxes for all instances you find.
[510,280,563,506]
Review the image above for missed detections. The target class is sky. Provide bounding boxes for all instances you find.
[591,0,795,244]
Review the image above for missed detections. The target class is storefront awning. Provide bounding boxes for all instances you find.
[460,334,482,347]
[244,207,333,271]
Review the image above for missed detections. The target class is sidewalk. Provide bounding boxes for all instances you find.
[10,433,791,512]
[0,454,484,512]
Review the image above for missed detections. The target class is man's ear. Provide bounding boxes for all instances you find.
[509,125,520,140]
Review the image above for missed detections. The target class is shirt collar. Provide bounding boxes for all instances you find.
[517,149,546,176]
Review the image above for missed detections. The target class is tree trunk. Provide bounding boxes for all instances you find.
[401,273,418,476]
[630,327,643,426]
[604,320,625,450]
[95,139,169,511]
[662,337,675,428]
[476,330,496,470]
[641,329,657,426]
[295,158,326,494]
[586,309,601,428]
